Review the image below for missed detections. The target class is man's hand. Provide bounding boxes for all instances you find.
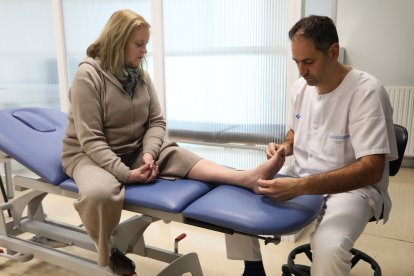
[254,177,300,201]
[255,154,386,201]
[266,143,288,160]
[267,130,294,159]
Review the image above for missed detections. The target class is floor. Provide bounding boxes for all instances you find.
[0,167,413,276]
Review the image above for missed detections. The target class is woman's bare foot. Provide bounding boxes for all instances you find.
[245,147,285,189]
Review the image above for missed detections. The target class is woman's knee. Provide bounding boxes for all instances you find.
[73,160,124,205]
[81,184,123,205]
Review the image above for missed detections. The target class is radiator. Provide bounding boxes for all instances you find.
[386,86,414,157]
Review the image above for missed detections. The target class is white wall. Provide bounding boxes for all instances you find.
[336,0,414,86]
[305,0,336,20]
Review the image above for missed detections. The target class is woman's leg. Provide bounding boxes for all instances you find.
[71,156,124,267]
[186,150,285,189]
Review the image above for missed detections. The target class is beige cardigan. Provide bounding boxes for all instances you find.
[61,57,166,183]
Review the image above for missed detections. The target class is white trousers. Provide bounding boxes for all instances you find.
[310,192,373,276]
[225,192,374,275]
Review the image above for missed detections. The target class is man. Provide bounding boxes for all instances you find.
[253,15,398,275]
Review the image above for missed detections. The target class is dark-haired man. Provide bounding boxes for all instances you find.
[255,15,398,275]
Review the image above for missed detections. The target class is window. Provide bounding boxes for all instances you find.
[163,0,290,168]
[62,0,153,85]
[0,0,58,109]
[0,0,298,170]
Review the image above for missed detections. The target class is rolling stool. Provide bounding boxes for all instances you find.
[281,225,382,276]
[281,124,408,276]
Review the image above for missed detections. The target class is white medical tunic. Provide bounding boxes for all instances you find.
[285,68,398,222]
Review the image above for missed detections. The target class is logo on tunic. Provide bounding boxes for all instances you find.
[295,113,301,119]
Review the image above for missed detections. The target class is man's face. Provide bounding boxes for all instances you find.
[291,36,333,88]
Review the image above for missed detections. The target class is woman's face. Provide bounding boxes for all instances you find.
[124,26,149,68]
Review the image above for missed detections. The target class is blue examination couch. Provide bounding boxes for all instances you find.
[0,107,324,275]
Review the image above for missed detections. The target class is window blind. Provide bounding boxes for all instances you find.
[163,0,289,168]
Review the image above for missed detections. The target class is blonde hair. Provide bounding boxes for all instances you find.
[86,9,150,78]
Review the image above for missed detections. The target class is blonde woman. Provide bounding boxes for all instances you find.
[61,9,284,275]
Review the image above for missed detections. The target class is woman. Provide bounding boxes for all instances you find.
[61,9,284,275]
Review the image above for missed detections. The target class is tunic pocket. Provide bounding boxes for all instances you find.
[325,133,354,167]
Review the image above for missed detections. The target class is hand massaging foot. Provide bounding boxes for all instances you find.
[247,149,285,189]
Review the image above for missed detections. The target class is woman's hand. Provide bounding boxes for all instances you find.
[126,153,159,183]
[127,163,158,183]
[127,164,151,183]
[145,163,158,183]
[142,152,158,182]
[142,152,155,168]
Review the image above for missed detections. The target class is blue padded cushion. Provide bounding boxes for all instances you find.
[59,178,78,192]
[59,178,215,213]
[124,178,215,213]
[13,110,56,132]
[0,107,69,185]
[183,184,324,235]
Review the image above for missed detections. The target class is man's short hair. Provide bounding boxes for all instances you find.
[289,15,339,53]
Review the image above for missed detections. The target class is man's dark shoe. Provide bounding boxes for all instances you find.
[243,260,266,276]
[109,247,136,275]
